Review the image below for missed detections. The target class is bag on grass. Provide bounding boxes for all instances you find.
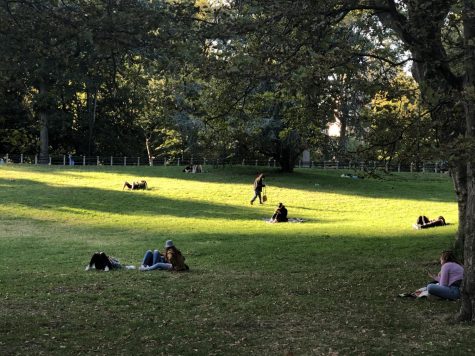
[262,187,267,203]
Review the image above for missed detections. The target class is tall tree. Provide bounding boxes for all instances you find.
[347,0,475,321]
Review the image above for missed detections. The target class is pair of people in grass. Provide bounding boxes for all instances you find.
[86,240,188,272]
[123,180,148,190]
[413,215,446,230]
[140,240,189,272]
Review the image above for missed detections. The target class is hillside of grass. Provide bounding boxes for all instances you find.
[0,165,473,355]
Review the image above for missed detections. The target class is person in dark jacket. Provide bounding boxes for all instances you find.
[413,215,446,230]
[123,180,148,190]
[271,203,288,223]
[250,173,266,205]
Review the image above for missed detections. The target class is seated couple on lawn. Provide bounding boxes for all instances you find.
[413,215,446,230]
[140,240,189,272]
[86,240,189,272]
[123,180,148,190]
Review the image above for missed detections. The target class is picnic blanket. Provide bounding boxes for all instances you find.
[264,218,305,223]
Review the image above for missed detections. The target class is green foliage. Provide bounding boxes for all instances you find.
[359,72,434,165]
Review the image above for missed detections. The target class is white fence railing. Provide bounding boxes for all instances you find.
[0,153,447,173]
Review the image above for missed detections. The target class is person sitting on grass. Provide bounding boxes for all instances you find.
[413,215,446,230]
[426,250,464,300]
[139,249,172,271]
[270,202,288,223]
[139,240,189,272]
[123,180,148,190]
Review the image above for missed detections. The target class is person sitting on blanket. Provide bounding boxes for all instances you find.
[413,215,446,230]
[123,180,148,190]
[426,250,463,300]
[271,203,288,223]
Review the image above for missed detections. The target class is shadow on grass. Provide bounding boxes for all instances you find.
[2,165,456,203]
[0,177,301,222]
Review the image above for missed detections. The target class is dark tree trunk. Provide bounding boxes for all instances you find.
[87,87,98,156]
[338,111,347,155]
[38,81,49,164]
[278,157,295,173]
[145,135,153,166]
[458,0,475,322]
[451,162,468,254]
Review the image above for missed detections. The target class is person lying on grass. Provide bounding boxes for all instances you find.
[123,180,148,190]
[86,251,121,271]
[413,215,446,230]
[139,240,189,272]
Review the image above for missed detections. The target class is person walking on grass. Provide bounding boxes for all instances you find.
[426,250,464,300]
[250,173,266,205]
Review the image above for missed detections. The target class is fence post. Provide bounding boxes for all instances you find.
[311,161,314,168]
[83,155,86,166]
[242,159,245,166]
[6,153,8,162]
[204,158,207,166]
[255,159,258,166]
[124,156,127,166]
[111,156,113,166]
[97,156,100,165]
[49,156,52,165]
[63,155,66,166]
[136,157,139,166]
[410,162,413,172]
[35,155,38,165]
[435,163,438,173]
[336,161,339,169]
[177,158,180,166]
[274,159,276,167]
[422,163,425,173]
[323,161,326,169]
[398,163,401,173]
[164,157,167,166]
[20,154,23,164]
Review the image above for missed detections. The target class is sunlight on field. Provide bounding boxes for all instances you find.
[0,165,468,355]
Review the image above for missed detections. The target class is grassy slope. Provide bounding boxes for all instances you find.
[0,165,473,355]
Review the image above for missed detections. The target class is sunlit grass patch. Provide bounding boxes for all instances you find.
[0,165,472,355]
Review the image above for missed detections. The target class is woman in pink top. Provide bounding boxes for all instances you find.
[427,250,464,300]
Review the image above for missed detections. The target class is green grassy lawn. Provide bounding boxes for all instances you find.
[0,165,473,355]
